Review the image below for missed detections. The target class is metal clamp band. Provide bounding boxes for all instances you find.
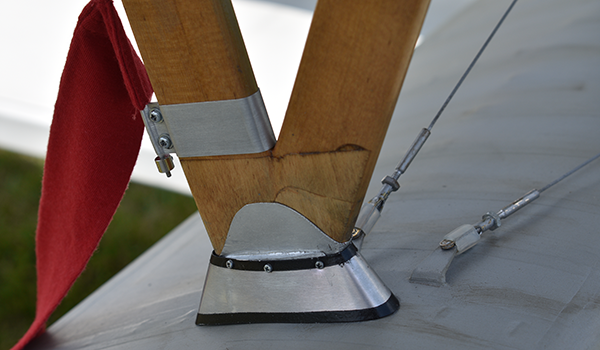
[210,243,358,272]
[160,89,276,157]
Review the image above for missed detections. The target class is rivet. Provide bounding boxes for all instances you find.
[315,261,324,269]
[225,260,234,269]
[263,264,273,273]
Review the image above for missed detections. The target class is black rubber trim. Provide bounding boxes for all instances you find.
[210,243,358,272]
[196,293,399,325]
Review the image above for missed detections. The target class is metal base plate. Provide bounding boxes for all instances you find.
[197,244,399,325]
[196,295,399,325]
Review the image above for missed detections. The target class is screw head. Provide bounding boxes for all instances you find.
[315,261,324,269]
[149,108,163,123]
[158,134,173,149]
[225,260,234,269]
[263,264,273,273]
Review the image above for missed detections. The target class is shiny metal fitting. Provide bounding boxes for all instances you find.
[158,134,173,149]
[481,211,501,231]
[439,239,456,250]
[196,203,399,325]
[154,155,174,177]
[140,102,177,178]
[381,175,400,192]
[225,260,234,269]
[440,224,480,254]
[149,108,163,123]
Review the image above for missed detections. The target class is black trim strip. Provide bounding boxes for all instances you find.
[196,293,399,325]
[210,243,358,272]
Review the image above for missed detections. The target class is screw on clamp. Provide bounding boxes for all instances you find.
[140,103,176,178]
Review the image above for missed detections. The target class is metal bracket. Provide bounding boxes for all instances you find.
[140,90,276,177]
[160,89,275,157]
[196,203,399,325]
[439,224,480,253]
[140,103,175,177]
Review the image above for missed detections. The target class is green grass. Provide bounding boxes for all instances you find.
[0,149,198,349]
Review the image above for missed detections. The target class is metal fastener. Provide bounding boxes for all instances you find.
[439,239,456,250]
[158,134,173,149]
[154,155,174,175]
[315,261,324,269]
[263,264,273,273]
[149,108,163,123]
[381,175,400,192]
[225,260,234,269]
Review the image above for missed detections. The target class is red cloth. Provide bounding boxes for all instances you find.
[12,1,152,348]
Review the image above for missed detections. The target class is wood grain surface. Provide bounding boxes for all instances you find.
[124,0,430,253]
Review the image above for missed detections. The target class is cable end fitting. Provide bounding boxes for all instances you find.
[381,176,400,192]
[481,211,501,231]
[440,224,480,254]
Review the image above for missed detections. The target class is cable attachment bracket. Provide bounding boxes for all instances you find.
[140,103,175,177]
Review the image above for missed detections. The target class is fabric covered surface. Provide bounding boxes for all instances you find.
[22,0,600,349]
[12,1,152,348]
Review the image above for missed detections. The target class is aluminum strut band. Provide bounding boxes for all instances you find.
[210,243,358,272]
[142,89,276,160]
[161,89,275,157]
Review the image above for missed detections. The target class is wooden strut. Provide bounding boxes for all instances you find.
[123,0,430,254]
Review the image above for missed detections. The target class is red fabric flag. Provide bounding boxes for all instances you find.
[12,0,152,348]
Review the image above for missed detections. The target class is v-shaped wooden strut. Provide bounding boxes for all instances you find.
[123,0,430,254]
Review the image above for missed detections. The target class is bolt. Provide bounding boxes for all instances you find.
[149,108,163,123]
[158,134,173,149]
[315,261,324,269]
[439,239,456,250]
[226,260,234,269]
[263,264,273,273]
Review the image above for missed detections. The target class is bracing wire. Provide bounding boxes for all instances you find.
[354,0,520,243]
[427,0,519,131]
[539,151,600,193]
